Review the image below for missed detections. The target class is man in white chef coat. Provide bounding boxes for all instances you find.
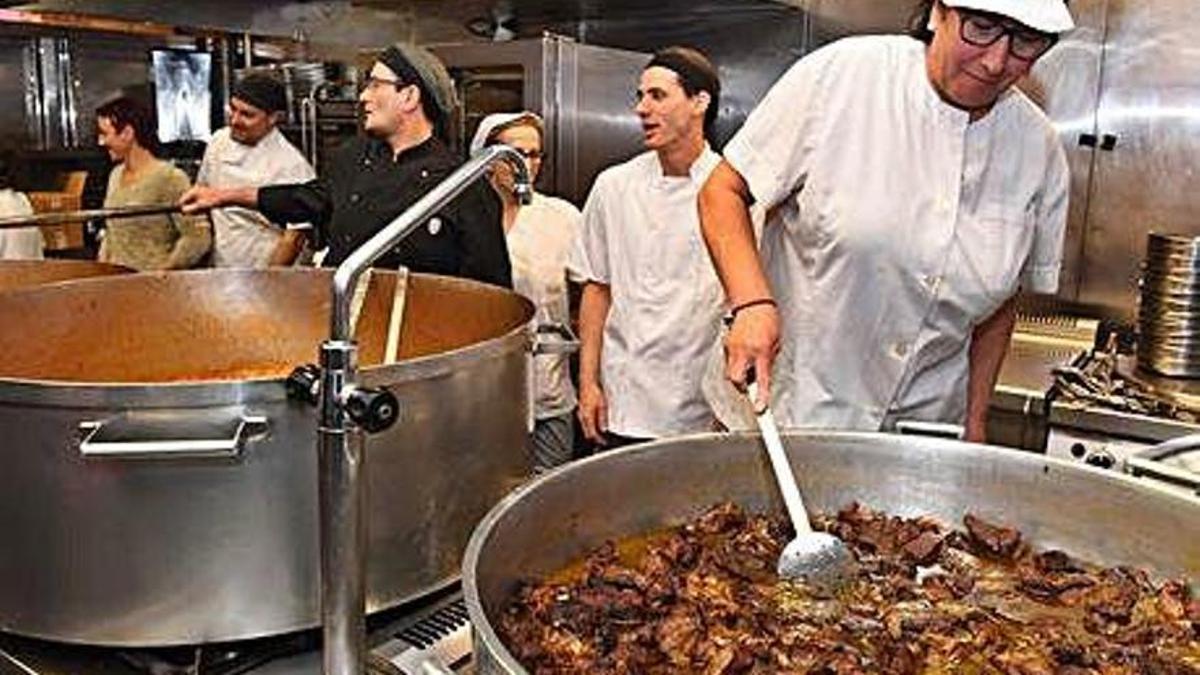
[571,46,726,448]
[197,74,315,267]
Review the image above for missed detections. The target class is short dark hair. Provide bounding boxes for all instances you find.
[909,0,938,43]
[646,46,721,142]
[96,96,159,152]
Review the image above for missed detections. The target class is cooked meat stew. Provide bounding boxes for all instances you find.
[501,502,1200,674]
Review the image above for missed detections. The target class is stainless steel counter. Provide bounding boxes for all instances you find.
[988,331,1090,450]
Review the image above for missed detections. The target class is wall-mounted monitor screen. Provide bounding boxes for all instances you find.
[151,49,212,143]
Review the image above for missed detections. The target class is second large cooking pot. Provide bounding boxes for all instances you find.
[464,432,1200,674]
[0,268,535,646]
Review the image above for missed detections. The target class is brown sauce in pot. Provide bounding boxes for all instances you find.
[502,502,1200,674]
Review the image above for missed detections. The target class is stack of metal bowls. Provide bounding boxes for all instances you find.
[1139,233,1200,377]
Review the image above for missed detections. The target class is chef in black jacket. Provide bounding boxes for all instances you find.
[181,43,511,287]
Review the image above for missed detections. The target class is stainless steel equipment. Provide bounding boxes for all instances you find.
[1138,233,1200,377]
[0,267,535,647]
[1047,348,1200,493]
[313,143,531,675]
[0,585,474,674]
[0,258,130,293]
[987,313,1097,450]
[1024,0,1200,318]
[429,35,648,205]
[461,432,1200,674]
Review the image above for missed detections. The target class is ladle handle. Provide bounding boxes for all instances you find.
[0,204,182,230]
[749,381,814,534]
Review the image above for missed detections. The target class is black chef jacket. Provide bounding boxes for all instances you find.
[258,135,511,287]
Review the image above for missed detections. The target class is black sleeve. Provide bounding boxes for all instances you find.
[449,181,512,288]
[258,178,333,229]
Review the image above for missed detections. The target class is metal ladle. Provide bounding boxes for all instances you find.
[747,380,854,592]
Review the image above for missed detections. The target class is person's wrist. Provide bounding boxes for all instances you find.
[724,297,777,327]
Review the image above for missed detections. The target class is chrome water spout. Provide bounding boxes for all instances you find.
[317,144,531,675]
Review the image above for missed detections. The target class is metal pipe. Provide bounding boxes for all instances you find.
[301,81,338,173]
[0,204,182,230]
[318,340,366,675]
[300,95,317,172]
[330,144,531,341]
[318,143,530,675]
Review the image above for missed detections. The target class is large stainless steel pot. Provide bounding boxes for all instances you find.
[0,259,130,293]
[464,432,1200,674]
[0,268,535,646]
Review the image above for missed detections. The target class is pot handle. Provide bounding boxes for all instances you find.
[533,322,580,355]
[894,420,965,440]
[1124,433,1200,493]
[78,406,268,460]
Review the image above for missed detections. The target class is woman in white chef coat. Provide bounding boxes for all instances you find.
[698,0,1073,441]
[472,111,584,470]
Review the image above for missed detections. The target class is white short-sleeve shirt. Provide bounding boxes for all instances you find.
[0,189,42,260]
[570,147,726,438]
[198,127,316,267]
[724,35,1069,431]
[507,192,583,420]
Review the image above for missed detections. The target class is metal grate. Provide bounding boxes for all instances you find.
[369,599,472,674]
[395,600,469,649]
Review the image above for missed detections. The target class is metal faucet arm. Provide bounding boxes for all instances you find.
[318,142,530,675]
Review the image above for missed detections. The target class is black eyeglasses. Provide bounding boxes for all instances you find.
[488,144,544,161]
[513,147,544,160]
[361,76,403,92]
[957,10,1057,61]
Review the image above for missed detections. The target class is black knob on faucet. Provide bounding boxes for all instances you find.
[344,386,399,434]
[1085,450,1116,470]
[286,364,321,405]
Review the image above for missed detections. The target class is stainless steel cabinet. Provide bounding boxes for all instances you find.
[1028,0,1200,319]
[430,35,648,205]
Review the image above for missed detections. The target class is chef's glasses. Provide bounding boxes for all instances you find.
[510,147,544,160]
[957,9,1057,61]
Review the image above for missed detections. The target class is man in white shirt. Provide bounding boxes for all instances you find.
[699,0,1073,441]
[571,47,725,448]
[197,74,315,267]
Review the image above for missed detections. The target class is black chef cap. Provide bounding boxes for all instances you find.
[646,46,721,142]
[231,73,287,114]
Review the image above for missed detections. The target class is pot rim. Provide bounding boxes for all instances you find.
[0,320,533,408]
